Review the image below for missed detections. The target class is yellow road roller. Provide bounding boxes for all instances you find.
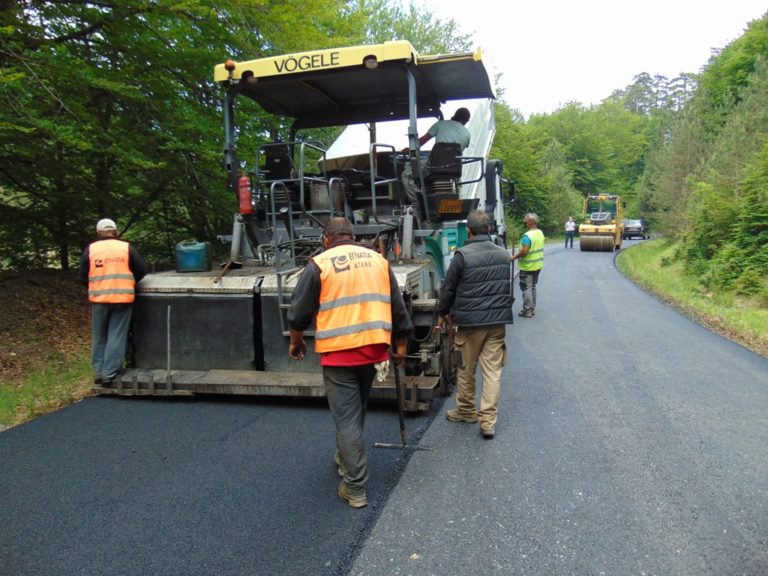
[579,194,623,251]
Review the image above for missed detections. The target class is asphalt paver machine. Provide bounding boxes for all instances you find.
[98,41,513,411]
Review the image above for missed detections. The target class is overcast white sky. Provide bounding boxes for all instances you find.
[419,0,767,117]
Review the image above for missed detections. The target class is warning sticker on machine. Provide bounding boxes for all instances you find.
[438,199,464,214]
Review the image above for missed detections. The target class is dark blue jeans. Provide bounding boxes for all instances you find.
[565,231,574,248]
[91,302,133,381]
[323,364,376,494]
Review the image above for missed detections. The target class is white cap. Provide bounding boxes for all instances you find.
[96,218,117,232]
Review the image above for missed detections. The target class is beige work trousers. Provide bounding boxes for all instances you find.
[454,324,507,431]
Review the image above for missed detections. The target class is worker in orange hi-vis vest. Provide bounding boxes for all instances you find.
[79,218,146,386]
[287,217,412,509]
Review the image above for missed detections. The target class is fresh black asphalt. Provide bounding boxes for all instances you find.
[0,393,438,575]
[351,242,768,576]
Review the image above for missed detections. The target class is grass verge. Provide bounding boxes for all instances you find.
[0,352,93,429]
[617,239,768,358]
[0,270,93,430]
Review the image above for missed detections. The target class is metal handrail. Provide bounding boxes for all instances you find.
[368,143,400,224]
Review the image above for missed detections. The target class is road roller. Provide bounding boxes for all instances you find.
[579,193,623,252]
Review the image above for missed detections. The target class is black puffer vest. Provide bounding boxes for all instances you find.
[452,235,514,326]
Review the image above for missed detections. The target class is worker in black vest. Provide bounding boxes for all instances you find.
[437,211,514,438]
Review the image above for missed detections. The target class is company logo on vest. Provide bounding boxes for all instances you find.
[330,255,350,273]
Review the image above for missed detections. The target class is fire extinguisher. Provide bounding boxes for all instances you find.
[237,173,254,215]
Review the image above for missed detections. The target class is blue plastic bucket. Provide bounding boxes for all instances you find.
[175,241,212,272]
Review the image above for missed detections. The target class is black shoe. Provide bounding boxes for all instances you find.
[101,368,124,386]
[481,428,495,439]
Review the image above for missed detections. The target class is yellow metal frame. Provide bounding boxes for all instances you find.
[214,40,418,83]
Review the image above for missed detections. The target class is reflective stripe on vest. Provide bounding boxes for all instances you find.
[88,239,136,303]
[313,244,392,353]
[518,229,545,271]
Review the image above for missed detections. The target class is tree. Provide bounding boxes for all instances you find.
[634,12,768,295]
[490,101,550,236]
[0,0,391,268]
[361,0,472,53]
[698,13,768,113]
[527,102,650,203]
[539,139,579,230]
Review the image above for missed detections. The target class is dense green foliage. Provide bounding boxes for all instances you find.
[0,0,464,267]
[646,15,768,300]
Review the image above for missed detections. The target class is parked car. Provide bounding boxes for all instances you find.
[622,219,649,239]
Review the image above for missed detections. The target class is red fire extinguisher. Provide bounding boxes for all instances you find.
[237,173,253,214]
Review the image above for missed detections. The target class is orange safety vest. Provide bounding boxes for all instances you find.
[313,244,392,353]
[88,239,136,304]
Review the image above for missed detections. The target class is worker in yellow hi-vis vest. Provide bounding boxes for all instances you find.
[510,213,545,318]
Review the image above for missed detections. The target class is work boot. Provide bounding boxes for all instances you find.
[446,409,478,423]
[481,427,496,439]
[518,309,533,318]
[338,480,368,508]
[101,368,124,385]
